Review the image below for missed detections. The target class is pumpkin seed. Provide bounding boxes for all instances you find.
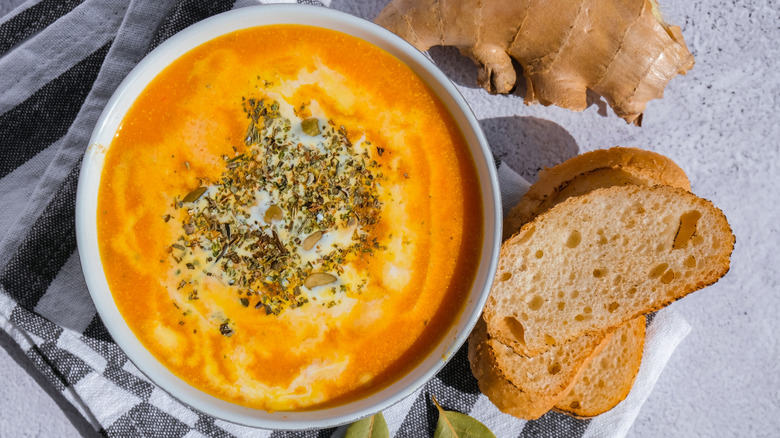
[304,273,337,289]
[182,187,207,203]
[264,204,283,222]
[302,230,323,251]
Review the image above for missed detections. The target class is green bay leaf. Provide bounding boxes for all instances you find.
[344,412,390,438]
[432,396,496,438]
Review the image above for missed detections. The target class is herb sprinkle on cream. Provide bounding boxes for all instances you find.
[167,95,385,323]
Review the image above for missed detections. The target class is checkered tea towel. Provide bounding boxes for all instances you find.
[0,0,691,436]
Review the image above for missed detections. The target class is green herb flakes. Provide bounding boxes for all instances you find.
[165,97,385,316]
[219,322,234,337]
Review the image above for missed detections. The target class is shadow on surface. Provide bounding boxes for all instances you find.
[480,116,580,182]
[430,45,611,120]
[428,45,482,90]
[0,329,101,438]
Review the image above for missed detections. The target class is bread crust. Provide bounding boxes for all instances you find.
[503,147,691,240]
[554,315,646,418]
[467,318,611,420]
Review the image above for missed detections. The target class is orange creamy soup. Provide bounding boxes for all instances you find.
[98,25,482,411]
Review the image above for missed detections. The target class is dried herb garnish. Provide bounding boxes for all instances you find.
[219,322,234,337]
[167,97,385,316]
[182,186,207,203]
[301,117,321,136]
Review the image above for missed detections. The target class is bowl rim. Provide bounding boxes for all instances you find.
[76,4,501,430]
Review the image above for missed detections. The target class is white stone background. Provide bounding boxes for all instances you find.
[1,0,778,436]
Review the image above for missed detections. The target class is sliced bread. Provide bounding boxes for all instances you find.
[554,315,646,417]
[468,318,610,420]
[503,147,690,240]
[485,184,734,357]
[470,148,677,419]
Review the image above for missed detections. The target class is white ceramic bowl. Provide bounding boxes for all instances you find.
[76,4,501,430]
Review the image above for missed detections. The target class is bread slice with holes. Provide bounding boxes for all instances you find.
[470,147,679,419]
[555,315,646,417]
[485,184,734,357]
[503,147,690,241]
[468,318,610,420]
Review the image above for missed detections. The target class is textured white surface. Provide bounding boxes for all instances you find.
[1,0,779,436]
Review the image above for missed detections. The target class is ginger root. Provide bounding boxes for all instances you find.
[375,0,694,125]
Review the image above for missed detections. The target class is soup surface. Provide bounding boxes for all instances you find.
[98,25,482,411]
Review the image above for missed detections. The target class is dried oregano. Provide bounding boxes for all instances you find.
[166,96,387,328]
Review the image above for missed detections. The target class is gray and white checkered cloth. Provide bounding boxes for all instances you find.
[0,0,691,436]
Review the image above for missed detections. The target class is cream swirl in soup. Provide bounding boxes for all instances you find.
[98,25,482,411]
